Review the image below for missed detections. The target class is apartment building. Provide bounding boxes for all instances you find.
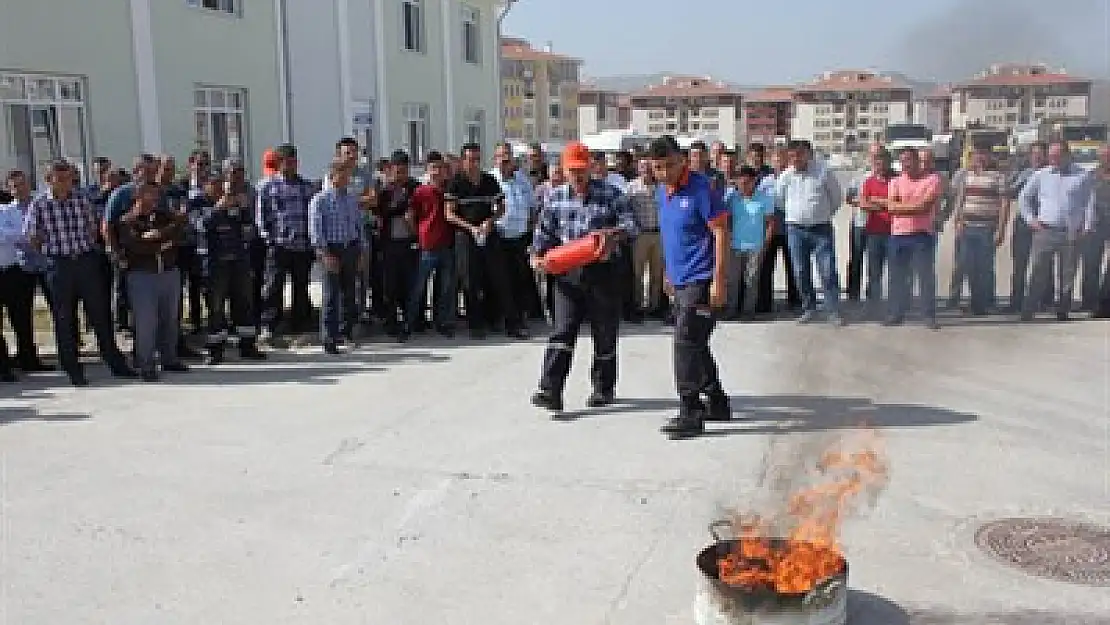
[629,75,743,147]
[791,70,912,155]
[500,38,581,142]
[0,0,283,184]
[578,84,631,136]
[949,63,1091,131]
[741,87,793,148]
[912,87,953,135]
[285,0,504,173]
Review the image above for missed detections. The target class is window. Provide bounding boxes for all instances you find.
[523,102,534,118]
[523,123,534,140]
[550,122,561,137]
[858,130,870,140]
[648,110,664,120]
[461,5,480,64]
[401,103,429,161]
[1034,98,1046,108]
[465,108,484,146]
[703,122,718,131]
[186,0,240,15]
[648,123,664,133]
[549,103,560,118]
[701,108,718,118]
[402,0,424,52]
[857,117,869,126]
[194,86,248,166]
[0,73,90,186]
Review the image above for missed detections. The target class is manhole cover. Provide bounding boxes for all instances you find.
[975,518,1110,587]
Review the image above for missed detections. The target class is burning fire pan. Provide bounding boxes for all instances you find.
[695,521,848,625]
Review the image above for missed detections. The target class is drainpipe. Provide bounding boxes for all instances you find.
[495,0,517,141]
[274,0,293,143]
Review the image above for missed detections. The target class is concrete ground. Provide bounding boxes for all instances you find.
[1,173,1108,624]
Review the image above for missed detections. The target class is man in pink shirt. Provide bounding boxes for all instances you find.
[885,149,941,329]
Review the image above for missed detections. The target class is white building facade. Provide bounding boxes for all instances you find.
[949,65,1091,132]
[0,0,284,184]
[627,76,743,148]
[790,71,912,155]
[285,0,505,175]
[0,0,505,185]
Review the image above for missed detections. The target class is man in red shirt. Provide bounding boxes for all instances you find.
[406,151,456,337]
[858,148,894,318]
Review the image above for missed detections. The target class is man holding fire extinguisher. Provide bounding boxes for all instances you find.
[528,141,638,414]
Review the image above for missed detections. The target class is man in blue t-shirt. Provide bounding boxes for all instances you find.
[725,166,774,319]
[650,136,731,439]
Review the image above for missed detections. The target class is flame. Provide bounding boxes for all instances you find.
[717,430,889,594]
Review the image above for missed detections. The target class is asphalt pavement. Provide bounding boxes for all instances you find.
[0,173,1107,624]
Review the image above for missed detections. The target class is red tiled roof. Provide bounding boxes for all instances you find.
[631,76,740,97]
[792,70,910,92]
[955,73,1089,87]
[501,40,581,63]
[745,87,794,103]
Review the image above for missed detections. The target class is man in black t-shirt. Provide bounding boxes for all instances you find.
[443,143,526,340]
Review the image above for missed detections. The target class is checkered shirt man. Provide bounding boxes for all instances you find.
[23,190,98,257]
[309,186,368,252]
[532,178,639,255]
[256,175,316,251]
[626,177,660,233]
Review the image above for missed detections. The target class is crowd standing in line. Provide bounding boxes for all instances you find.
[0,134,1107,434]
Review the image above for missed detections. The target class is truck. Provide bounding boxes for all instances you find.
[955,128,1011,170]
[1055,123,1107,171]
[883,124,932,172]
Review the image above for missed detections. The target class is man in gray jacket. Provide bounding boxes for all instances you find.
[774,140,844,325]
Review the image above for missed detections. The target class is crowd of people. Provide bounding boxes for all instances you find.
[0,132,1106,414]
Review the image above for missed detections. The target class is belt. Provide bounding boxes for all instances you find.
[46,250,94,261]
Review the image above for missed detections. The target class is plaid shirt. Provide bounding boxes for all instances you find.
[626,178,660,232]
[532,179,638,256]
[309,187,367,252]
[256,174,316,251]
[23,190,98,257]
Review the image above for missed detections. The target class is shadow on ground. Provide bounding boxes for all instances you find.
[557,394,978,433]
[0,406,89,426]
[849,590,1110,625]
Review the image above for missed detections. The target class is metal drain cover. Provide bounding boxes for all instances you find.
[975,518,1110,587]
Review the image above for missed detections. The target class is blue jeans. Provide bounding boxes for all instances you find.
[864,233,890,304]
[127,268,181,373]
[407,248,456,328]
[888,233,937,321]
[786,223,840,313]
[321,246,361,342]
[957,223,998,313]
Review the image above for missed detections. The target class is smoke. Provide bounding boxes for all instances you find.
[891,0,1108,81]
[718,428,891,541]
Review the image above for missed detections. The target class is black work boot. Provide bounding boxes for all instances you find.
[661,398,705,439]
[239,340,266,361]
[704,392,732,422]
[205,345,225,366]
[531,389,564,413]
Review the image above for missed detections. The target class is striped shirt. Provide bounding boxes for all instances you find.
[23,190,98,257]
[490,168,534,239]
[956,170,1007,223]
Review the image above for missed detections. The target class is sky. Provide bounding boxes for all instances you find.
[502,0,1110,85]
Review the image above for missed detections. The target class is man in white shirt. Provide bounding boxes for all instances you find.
[490,142,542,321]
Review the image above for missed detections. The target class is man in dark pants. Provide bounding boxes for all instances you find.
[3,170,53,373]
[24,160,136,386]
[648,137,731,439]
[311,160,368,354]
[444,142,527,340]
[755,146,801,313]
[529,141,638,413]
[1007,142,1050,313]
[490,142,542,324]
[104,154,159,333]
[374,150,421,339]
[257,144,317,344]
